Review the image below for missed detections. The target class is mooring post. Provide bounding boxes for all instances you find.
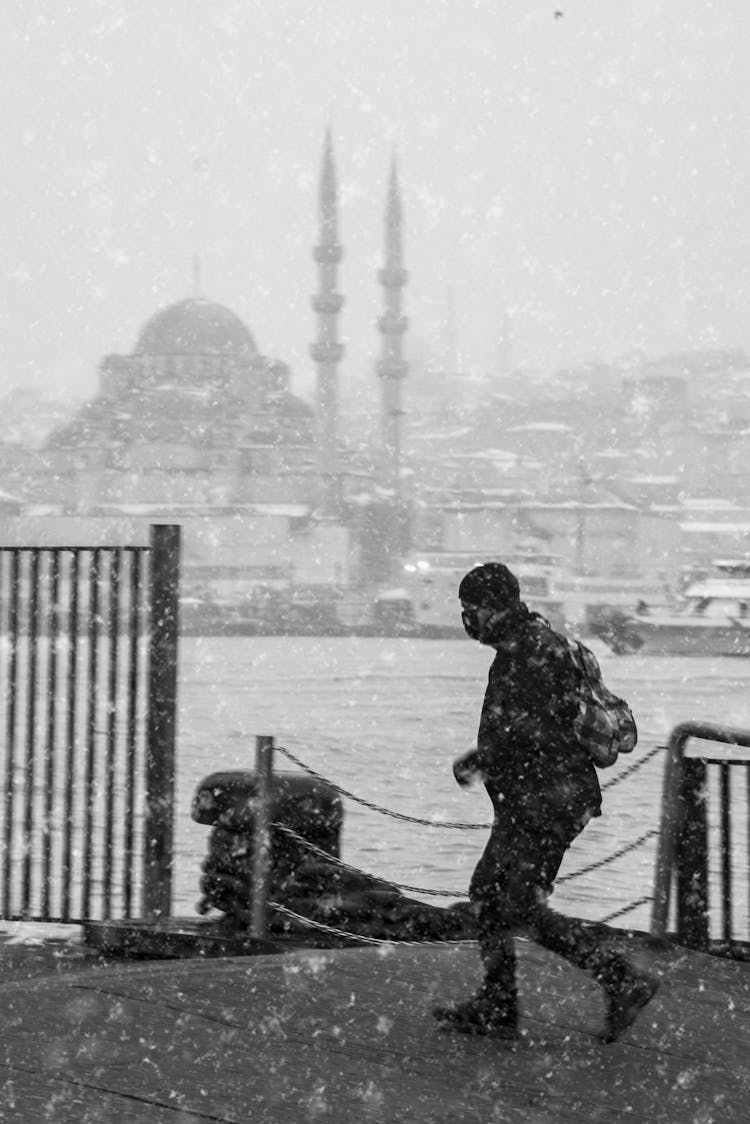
[251,735,274,940]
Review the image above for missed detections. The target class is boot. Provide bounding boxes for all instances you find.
[432,983,519,1038]
[596,956,660,1044]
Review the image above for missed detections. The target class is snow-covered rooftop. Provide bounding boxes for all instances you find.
[680,522,750,534]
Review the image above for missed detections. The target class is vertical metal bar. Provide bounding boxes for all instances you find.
[250,735,274,940]
[719,761,732,943]
[21,550,41,916]
[42,550,61,918]
[1,551,19,917]
[651,727,686,937]
[143,525,180,921]
[61,550,80,922]
[123,549,142,917]
[747,763,750,940]
[82,549,101,919]
[0,551,4,909]
[675,756,709,949]
[103,550,121,918]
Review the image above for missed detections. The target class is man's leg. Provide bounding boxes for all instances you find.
[524,820,660,1043]
[432,821,519,1036]
[432,937,519,1036]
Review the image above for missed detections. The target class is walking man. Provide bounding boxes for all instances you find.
[433,562,659,1042]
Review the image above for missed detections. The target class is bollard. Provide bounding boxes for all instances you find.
[250,735,274,940]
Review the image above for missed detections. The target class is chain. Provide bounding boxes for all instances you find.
[272,899,655,942]
[274,744,492,829]
[270,902,478,948]
[271,821,464,898]
[275,741,662,829]
[273,819,657,899]
[557,827,659,883]
[270,743,660,925]
[600,744,663,790]
[271,902,383,945]
[599,895,653,924]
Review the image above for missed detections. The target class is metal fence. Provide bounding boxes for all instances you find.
[652,721,750,951]
[0,524,179,924]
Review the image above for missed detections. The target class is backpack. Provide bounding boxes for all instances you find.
[566,639,638,768]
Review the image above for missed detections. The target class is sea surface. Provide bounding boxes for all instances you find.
[173,635,750,939]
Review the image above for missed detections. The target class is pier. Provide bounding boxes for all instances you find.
[1,529,750,1118]
[1,927,748,1122]
[3,720,750,1118]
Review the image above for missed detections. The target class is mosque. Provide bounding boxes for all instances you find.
[9,133,411,611]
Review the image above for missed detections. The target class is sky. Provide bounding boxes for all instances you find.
[1,0,749,407]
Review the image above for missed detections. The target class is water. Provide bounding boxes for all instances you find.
[174,636,750,937]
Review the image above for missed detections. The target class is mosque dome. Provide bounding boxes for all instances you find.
[134,298,257,357]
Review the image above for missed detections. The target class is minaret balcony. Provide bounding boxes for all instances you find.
[378,266,409,287]
[311,341,345,363]
[311,293,344,315]
[313,244,343,264]
[377,358,408,380]
[377,313,409,335]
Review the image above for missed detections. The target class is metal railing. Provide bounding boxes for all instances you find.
[0,524,179,924]
[237,735,659,946]
[652,721,750,951]
[209,726,750,956]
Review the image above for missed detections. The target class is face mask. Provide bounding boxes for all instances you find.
[461,608,482,640]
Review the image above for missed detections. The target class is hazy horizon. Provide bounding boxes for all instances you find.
[2,0,749,403]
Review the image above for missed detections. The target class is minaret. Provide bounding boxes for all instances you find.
[311,128,344,514]
[377,155,408,495]
[499,306,512,378]
[191,254,204,298]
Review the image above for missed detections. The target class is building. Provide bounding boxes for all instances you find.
[0,135,408,607]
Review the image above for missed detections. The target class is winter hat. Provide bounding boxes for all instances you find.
[458,562,521,608]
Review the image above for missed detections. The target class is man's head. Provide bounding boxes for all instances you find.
[458,562,521,644]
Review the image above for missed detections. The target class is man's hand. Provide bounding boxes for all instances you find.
[452,749,484,787]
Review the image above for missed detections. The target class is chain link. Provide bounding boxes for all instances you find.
[275,743,492,829]
[273,899,655,942]
[599,895,654,924]
[272,821,464,897]
[274,819,659,900]
[557,828,659,883]
[276,741,662,827]
[600,743,663,790]
[272,742,660,922]
[270,901,478,948]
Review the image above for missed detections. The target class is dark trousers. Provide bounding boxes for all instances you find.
[469,799,618,1006]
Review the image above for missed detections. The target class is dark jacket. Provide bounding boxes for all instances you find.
[471,609,602,826]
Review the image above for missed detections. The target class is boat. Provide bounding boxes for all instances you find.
[178,552,568,640]
[399,549,567,637]
[590,560,750,656]
[551,572,673,636]
[179,588,349,637]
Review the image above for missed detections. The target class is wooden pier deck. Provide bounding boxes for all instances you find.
[0,932,748,1123]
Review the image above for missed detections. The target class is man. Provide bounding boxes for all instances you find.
[433,561,659,1043]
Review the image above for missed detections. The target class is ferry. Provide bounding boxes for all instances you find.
[399,549,566,636]
[591,560,750,656]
